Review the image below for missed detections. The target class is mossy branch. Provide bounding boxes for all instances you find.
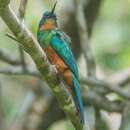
[0,0,83,129]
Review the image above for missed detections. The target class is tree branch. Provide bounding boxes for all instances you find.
[81,77,130,99]
[119,102,130,130]
[84,0,102,36]
[0,48,21,65]
[17,0,28,71]
[0,67,39,77]
[75,1,97,129]
[0,1,83,129]
[61,0,102,59]
[0,67,124,113]
[6,33,18,42]
[75,0,96,76]
[83,90,124,112]
[0,84,6,130]
[109,68,130,86]
[0,66,124,128]
[0,64,129,101]
[9,80,55,130]
[18,0,27,20]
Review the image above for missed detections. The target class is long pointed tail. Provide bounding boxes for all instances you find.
[72,75,84,124]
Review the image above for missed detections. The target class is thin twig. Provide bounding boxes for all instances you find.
[0,48,21,65]
[18,45,27,71]
[81,77,130,99]
[6,0,28,71]
[6,33,27,70]
[18,0,28,20]
[83,90,124,112]
[18,0,28,71]
[0,67,40,77]
[6,33,18,42]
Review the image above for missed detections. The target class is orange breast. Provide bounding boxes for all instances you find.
[40,21,55,30]
[44,46,72,87]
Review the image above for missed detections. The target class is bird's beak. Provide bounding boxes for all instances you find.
[51,1,57,14]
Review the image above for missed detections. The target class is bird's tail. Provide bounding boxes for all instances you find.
[72,74,84,124]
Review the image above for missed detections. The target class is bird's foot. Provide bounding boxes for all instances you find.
[49,65,57,74]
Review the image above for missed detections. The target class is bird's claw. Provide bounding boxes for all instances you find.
[49,65,57,74]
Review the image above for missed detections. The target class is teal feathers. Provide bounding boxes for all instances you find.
[37,3,84,124]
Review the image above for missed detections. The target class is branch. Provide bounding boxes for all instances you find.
[75,1,97,129]
[6,33,18,42]
[0,67,40,77]
[8,79,123,130]
[9,80,55,130]
[119,102,130,130]
[0,65,123,128]
[0,48,21,65]
[0,66,126,113]
[75,0,96,76]
[40,98,65,130]
[0,1,82,129]
[83,90,124,112]
[95,109,109,130]
[18,0,27,20]
[81,77,130,99]
[6,33,27,70]
[109,68,130,86]
[84,0,102,36]
[0,64,129,101]
[0,84,6,130]
[0,66,124,113]
[6,0,28,70]
[8,78,64,130]
[61,0,102,59]
[18,0,28,71]
[40,90,124,130]
[18,45,27,71]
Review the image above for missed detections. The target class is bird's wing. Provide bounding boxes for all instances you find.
[56,30,72,47]
[50,29,79,80]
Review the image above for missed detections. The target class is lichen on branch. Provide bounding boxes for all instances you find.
[0,0,83,129]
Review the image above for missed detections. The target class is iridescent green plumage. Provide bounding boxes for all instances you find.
[37,3,84,124]
[37,29,79,79]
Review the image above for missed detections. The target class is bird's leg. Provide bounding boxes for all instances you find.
[49,64,57,74]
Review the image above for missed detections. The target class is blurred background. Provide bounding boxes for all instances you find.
[0,0,130,130]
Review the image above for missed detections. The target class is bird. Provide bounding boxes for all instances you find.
[37,2,84,124]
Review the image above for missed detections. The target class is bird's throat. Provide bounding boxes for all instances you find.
[40,21,56,30]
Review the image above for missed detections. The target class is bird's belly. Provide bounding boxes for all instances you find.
[44,46,72,87]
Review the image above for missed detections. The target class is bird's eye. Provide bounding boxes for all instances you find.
[45,15,50,18]
[43,15,49,19]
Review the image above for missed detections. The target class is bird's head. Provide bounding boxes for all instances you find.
[39,2,57,31]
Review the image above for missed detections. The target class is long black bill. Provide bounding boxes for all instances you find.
[51,1,57,14]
